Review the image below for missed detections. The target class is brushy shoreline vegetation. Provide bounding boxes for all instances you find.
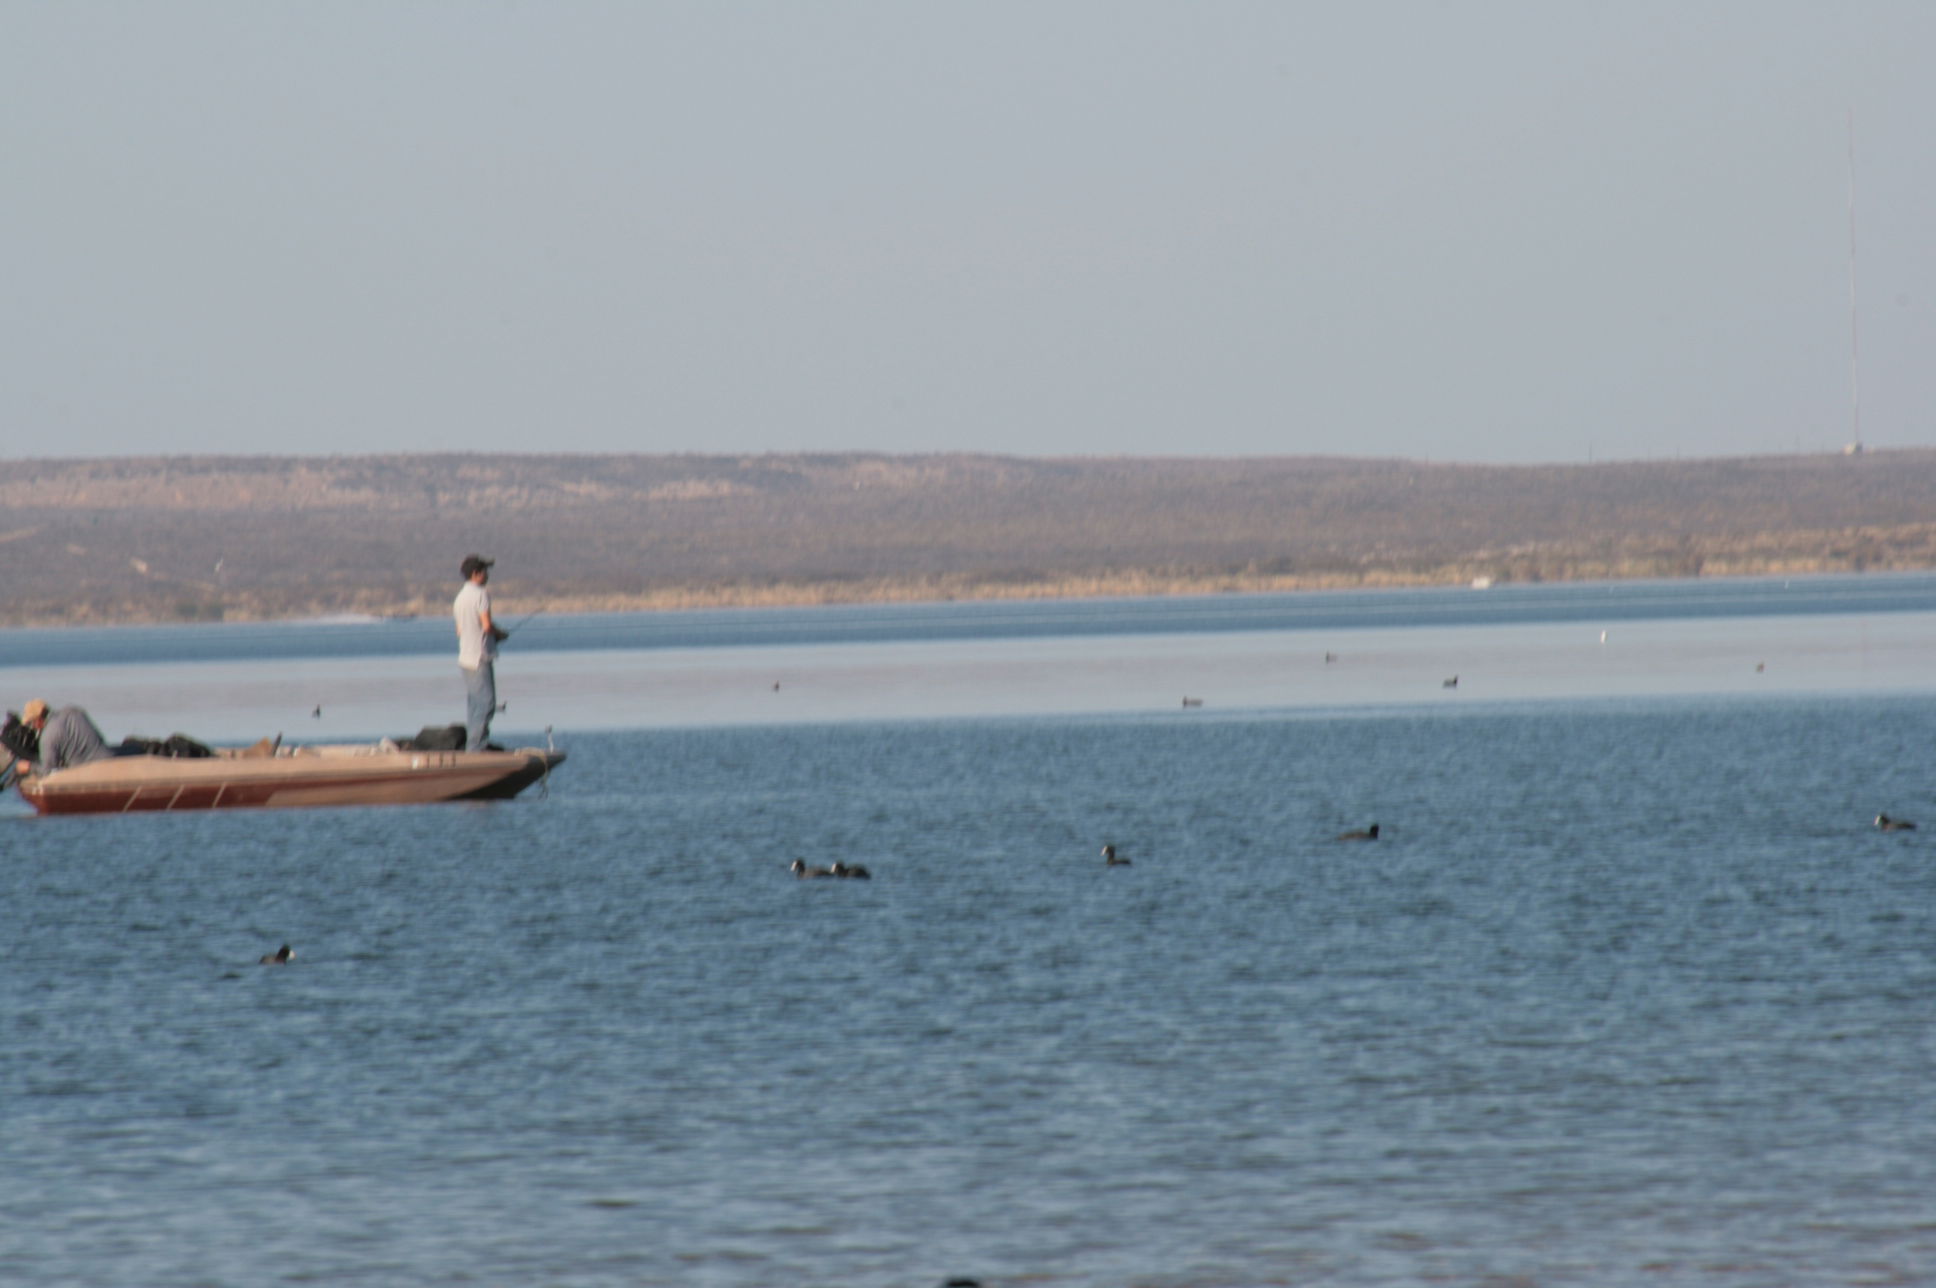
[2,451,1932,627]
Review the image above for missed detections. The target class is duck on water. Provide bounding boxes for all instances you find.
[790,859,871,879]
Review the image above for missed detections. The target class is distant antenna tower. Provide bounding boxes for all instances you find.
[1845,108,1863,455]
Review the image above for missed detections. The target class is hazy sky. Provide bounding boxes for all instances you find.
[5,2,1932,464]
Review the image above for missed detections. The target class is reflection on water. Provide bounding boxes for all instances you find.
[1,608,1931,747]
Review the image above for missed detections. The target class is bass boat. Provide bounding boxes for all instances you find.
[12,739,565,816]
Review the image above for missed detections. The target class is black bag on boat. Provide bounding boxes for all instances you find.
[402,724,468,751]
[1,712,39,762]
[116,733,216,759]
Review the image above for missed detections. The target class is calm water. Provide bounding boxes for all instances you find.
[3,579,1935,1285]
[4,573,1935,745]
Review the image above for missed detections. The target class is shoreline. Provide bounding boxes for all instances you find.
[6,553,1934,630]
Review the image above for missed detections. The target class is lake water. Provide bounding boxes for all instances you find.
[3,576,1934,1285]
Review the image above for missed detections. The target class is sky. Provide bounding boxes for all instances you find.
[4,2,1933,465]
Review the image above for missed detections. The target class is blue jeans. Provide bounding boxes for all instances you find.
[463,662,496,751]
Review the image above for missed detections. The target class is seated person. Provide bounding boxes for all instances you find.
[13,699,113,775]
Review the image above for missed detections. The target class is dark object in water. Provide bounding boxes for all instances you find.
[1336,823,1380,841]
[790,858,871,879]
[1103,844,1131,866]
[1875,814,1917,832]
[259,944,294,965]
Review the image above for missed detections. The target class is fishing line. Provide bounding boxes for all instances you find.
[489,609,544,720]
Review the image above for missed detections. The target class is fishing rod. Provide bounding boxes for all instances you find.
[500,607,545,637]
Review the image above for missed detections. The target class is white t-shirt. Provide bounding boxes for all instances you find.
[453,580,496,669]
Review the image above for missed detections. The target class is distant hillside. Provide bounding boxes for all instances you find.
[1,451,1933,626]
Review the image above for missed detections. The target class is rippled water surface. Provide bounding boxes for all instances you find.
[3,582,1935,1285]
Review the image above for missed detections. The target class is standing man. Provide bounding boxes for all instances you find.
[453,554,508,751]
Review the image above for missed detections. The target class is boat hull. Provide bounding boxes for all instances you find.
[16,746,565,816]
